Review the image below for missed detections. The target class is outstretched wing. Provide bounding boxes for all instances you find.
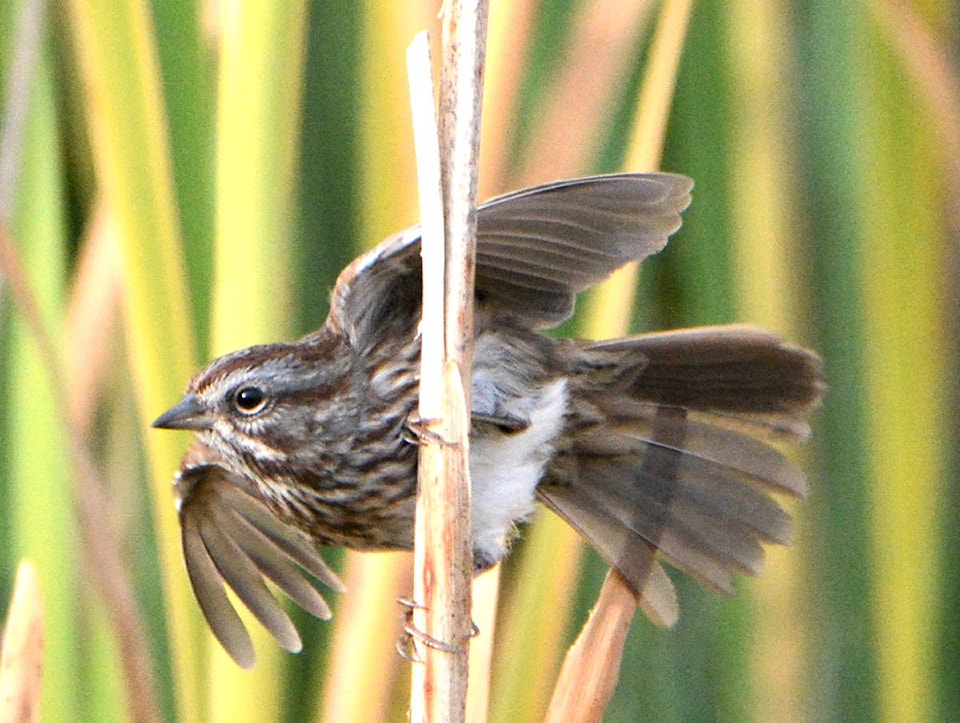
[175,442,345,668]
[326,173,693,353]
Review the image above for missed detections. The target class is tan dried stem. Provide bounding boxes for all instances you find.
[0,224,160,722]
[0,561,44,723]
[407,2,487,714]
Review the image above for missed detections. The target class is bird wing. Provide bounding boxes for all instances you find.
[326,173,693,354]
[175,441,345,668]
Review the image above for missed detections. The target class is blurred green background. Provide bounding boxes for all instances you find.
[0,0,956,721]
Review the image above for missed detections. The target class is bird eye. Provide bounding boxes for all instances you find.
[232,386,267,414]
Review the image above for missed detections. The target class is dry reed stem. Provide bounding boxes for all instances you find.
[0,224,160,723]
[544,572,636,723]
[438,0,487,374]
[407,25,473,721]
[408,2,488,718]
[0,561,44,723]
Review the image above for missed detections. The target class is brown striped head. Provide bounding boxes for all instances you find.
[153,335,357,465]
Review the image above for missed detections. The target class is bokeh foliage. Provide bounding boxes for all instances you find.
[0,1,956,721]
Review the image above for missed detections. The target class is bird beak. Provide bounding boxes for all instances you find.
[152,394,212,431]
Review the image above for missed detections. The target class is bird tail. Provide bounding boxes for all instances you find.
[538,325,826,626]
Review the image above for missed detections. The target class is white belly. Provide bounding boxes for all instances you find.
[468,378,568,566]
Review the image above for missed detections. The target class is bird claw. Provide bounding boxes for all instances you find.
[395,597,478,662]
[403,416,460,448]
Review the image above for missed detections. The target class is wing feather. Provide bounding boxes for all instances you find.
[175,442,344,668]
[326,173,692,351]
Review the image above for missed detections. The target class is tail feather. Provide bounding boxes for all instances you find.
[587,325,825,416]
[536,484,680,627]
[542,326,825,624]
[574,401,808,496]
[561,454,767,590]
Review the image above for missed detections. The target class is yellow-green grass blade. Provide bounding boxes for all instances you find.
[357,0,426,243]
[293,0,364,335]
[63,1,202,719]
[2,20,80,720]
[211,0,307,350]
[794,4,876,720]
[725,1,812,719]
[281,4,364,718]
[860,13,949,722]
[488,524,583,723]
[151,0,216,355]
[207,1,308,720]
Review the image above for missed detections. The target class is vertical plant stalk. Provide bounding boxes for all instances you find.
[409,0,489,716]
[0,561,44,723]
[438,0,487,376]
[406,30,468,723]
[546,2,692,720]
[858,8,949,720]
[436,9,490,719]
[869,0,960,224]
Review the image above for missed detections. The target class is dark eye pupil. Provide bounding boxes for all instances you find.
[234,386,264,411]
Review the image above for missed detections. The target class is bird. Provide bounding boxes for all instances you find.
[153,173,825,668]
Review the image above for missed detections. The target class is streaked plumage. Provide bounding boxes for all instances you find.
[154,173,825,667]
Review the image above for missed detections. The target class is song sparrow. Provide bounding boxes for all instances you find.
[154,173,825,668]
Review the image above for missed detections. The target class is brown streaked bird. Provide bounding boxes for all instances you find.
[154,173,825,668]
